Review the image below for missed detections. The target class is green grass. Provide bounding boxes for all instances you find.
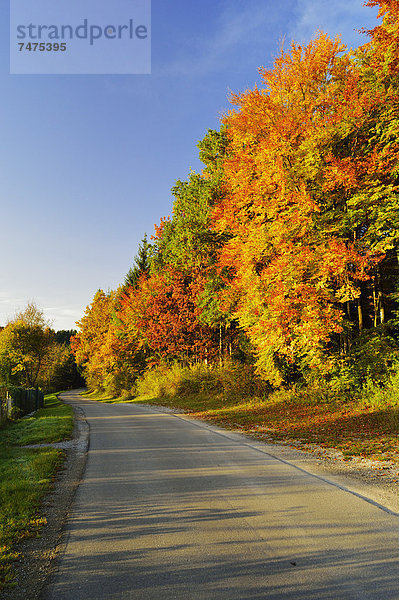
[3,393,74,446]
[0,392,74,589]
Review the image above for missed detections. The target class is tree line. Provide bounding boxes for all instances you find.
[72,1,399,397]
[0,303,83,393]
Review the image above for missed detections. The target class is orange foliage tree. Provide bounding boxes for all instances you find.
[211,28,391,383]
[118,268,219,365]
[71,290,143,394]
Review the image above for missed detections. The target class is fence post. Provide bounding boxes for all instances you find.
[6,390,13,419]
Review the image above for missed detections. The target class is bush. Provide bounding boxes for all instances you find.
[135,360,270,400]
[350,326,399,384]
[360,366,399,410]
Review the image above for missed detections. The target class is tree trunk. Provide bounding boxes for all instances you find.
[219,325,222,366]
[378,264,385,324]
[379,290,385,324]
[373,266,385,326]
[373,284,378,327]
[357,295,363,333]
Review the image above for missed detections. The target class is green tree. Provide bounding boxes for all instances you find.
[149,129,240,361]
[0,304,54,388]
[0,304,81,392]
[124,234,151,290]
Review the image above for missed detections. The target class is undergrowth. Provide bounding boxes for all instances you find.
[135,360,270,400]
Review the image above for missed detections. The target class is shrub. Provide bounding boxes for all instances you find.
[135,360,270,400]
[350,326,399,384]
[360,366,399,410]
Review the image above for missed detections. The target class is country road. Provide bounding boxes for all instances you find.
[44,391,399,600]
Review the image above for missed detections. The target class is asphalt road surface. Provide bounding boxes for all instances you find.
[44,391,399,600]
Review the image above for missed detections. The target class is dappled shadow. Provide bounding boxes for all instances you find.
[47,550,399,599]
[204,399,399,457]
[273,407,399,456]
[45,506,399,600]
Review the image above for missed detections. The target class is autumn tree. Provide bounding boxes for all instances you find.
[75,1,399,391]
[71,290,116,391]
[118,267,219,365]
[71,289,146,394]
[149,128,241,361]
[209,31,389,383]
[0,303,73,390]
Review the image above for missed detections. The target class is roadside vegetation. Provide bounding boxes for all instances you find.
[0,300,83,591]
[0,303,84,394]
[0,393,73,590]
[85,360,399,465]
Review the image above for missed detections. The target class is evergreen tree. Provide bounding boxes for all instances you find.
[124,234,151,290]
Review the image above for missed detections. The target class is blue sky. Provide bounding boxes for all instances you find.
[1,0,379,330]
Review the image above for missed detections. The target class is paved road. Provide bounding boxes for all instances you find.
[45,391,399,600]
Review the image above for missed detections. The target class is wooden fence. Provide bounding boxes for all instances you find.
[0,386,44,424]
[0,387,12,424]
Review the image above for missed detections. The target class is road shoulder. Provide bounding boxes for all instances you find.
[174,409,399,516]
[140,402,399,515]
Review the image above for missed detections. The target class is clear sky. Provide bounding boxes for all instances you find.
[1,0,379,331]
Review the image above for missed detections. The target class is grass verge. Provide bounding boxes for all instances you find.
[0,392,74,590]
